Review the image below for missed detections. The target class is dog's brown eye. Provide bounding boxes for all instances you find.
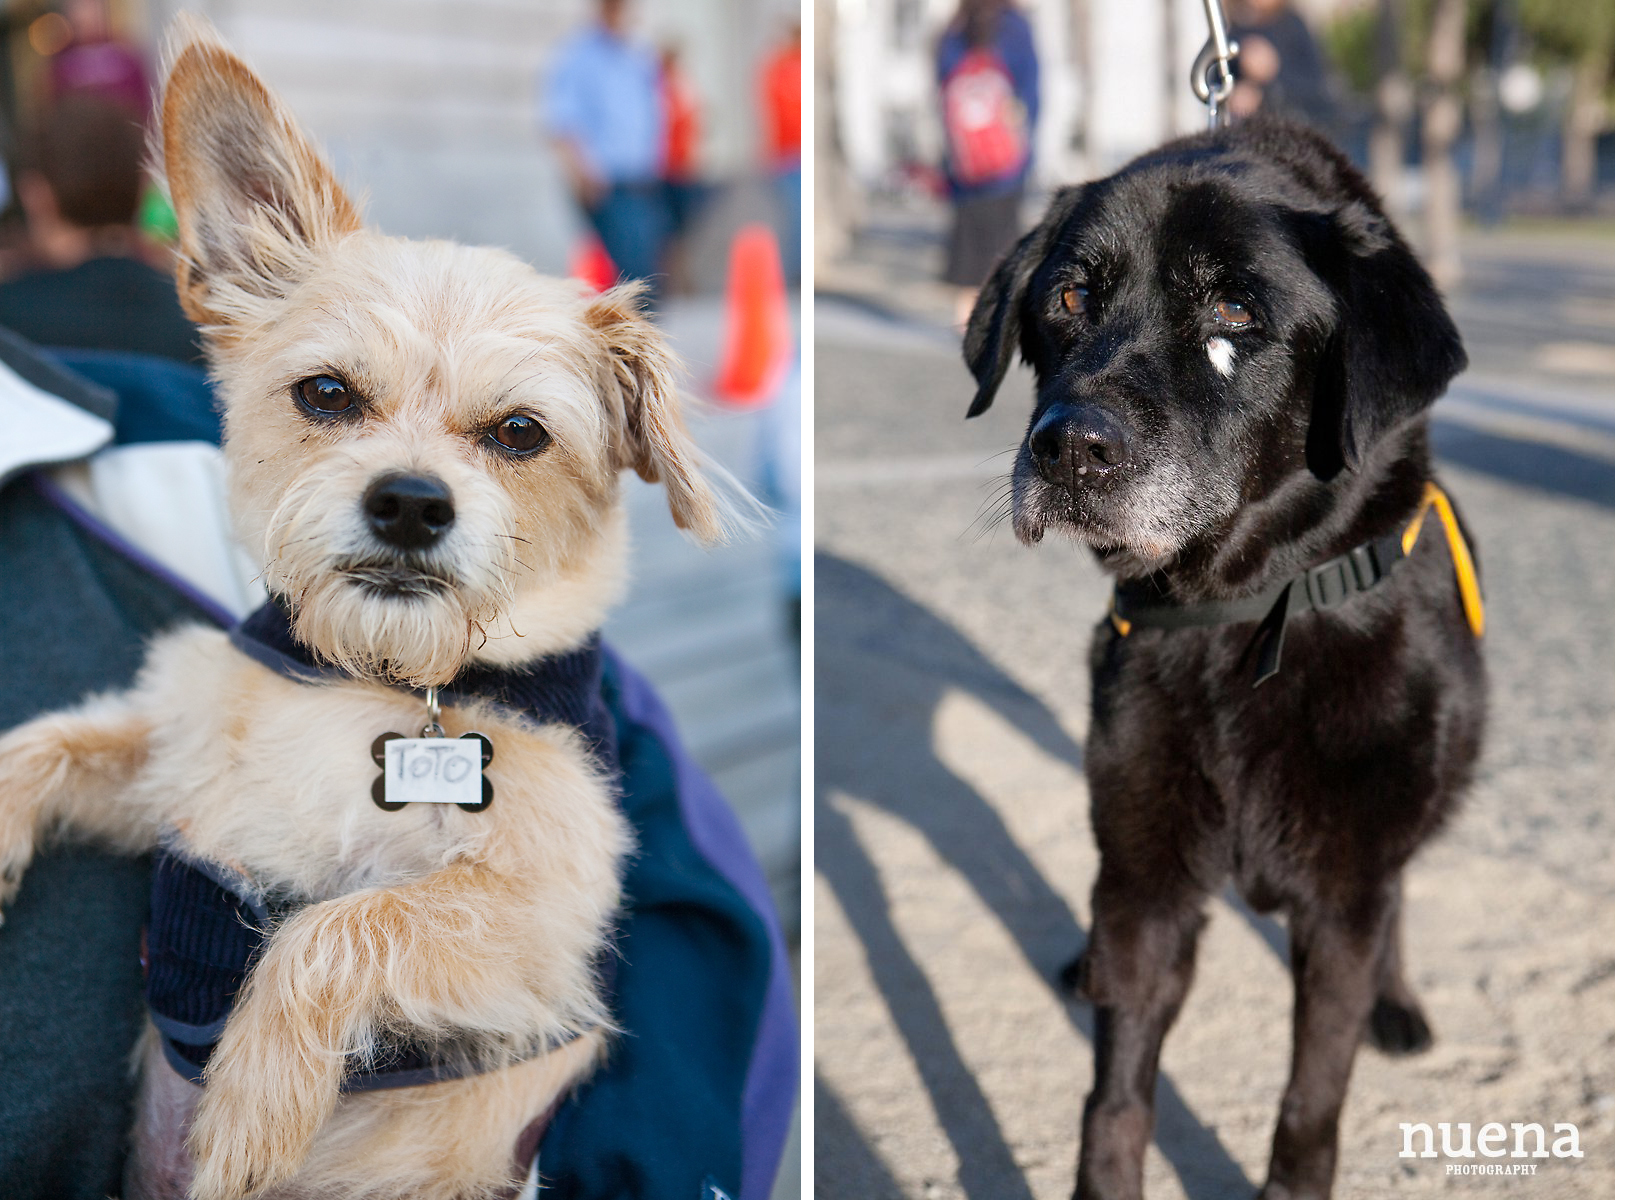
[491,415,549,454]
[1214,299,1252,328]
[1061,286,1088,316]
[295,374,355,414]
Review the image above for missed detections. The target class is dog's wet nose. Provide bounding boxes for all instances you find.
[1029,404,1130,484]
[363,474,456,551]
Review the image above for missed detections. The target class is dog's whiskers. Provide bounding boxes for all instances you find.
[962,474,1018,543]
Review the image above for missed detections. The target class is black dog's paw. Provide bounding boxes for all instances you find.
[1057,952,1086,996]
[1368,996,1434,1056]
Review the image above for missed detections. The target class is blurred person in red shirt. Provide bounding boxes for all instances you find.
[762,22,802,170]
[661,45,701,187]
[760,21,801,283]
[659,43,707,293]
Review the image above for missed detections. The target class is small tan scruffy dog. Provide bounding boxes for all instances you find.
[0,18,740,1200]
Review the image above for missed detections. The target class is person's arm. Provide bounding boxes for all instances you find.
[540,44,607,209]
[537,654,798,1200]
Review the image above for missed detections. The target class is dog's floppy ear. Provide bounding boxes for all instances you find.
[159,16,361,331]
[584,284,724,543]
[963,186,1080,418]
[1300,192,1466,477]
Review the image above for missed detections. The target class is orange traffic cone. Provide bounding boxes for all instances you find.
[715,223,791,408]
[570,234,618,294]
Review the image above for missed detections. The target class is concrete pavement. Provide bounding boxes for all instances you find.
[814,215,1614,1199]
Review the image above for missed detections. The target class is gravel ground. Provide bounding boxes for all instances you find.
[813,224,1614,1200]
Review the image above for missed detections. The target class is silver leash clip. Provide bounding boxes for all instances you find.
[1192,0,1240,130]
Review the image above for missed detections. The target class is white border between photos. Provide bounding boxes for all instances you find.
[800,1,818,1193]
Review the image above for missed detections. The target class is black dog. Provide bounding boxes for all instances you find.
[963,118,1486,1200]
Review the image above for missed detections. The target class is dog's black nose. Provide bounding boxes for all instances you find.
[362,474,455,550]
[1029,404,1130,485]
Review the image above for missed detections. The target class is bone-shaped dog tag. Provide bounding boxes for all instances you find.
[371,732,494,812]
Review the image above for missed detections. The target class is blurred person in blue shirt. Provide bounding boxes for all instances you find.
[542,0,670,303]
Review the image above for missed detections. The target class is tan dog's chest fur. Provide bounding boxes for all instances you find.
[130,627,625,911]
[21,621,627,1200]
[0,15,739,1200]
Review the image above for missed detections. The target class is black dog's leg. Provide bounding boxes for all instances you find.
[1073,880,1206,1200]
[1366,887,1433,1056]
[1259,897,1391,1200]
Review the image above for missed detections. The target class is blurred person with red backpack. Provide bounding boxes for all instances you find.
[937,0,1037,326]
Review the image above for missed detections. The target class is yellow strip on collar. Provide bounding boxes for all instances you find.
[1402,481,1485,637]
[1105,480,1484,639]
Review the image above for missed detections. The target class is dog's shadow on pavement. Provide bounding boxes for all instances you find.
[816,551,1255,1199]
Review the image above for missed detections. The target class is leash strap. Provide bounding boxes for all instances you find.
[1110,482,1482,687]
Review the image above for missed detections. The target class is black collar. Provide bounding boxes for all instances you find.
[1111,530,1409,688]
[229,598,618,774]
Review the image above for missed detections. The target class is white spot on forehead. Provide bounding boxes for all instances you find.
[1206,337,1235,378]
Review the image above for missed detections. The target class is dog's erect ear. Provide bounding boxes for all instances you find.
[160,17,360,329]
[584,285,724,543]
[1299,190,1466,477]
[962,186,1080,418]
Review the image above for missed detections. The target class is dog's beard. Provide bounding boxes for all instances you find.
[1010,450,1239,567]
[285,574,488,685]
[260,460,521,686]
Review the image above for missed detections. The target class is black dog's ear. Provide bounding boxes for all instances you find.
[963,187,1080,418]
[1302,200,1466,477]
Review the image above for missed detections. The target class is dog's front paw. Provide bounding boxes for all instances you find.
[1367,995,1434,1056]
[0,818,34,921]
[186,1026,338,1198]
[187,1104,300,1200]
[187,1080,327,1200]
[187,1082,319,1200]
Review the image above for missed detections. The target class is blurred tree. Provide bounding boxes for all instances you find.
[1326,0,1612,212]
[1070,0,1094,167]
[815,0,856,270]
[1518,0,1611,206]
[1422,0,1467,288]
[1465,0,1516,221]
[1368,0,1412,205]
[1161,0,1179,142]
